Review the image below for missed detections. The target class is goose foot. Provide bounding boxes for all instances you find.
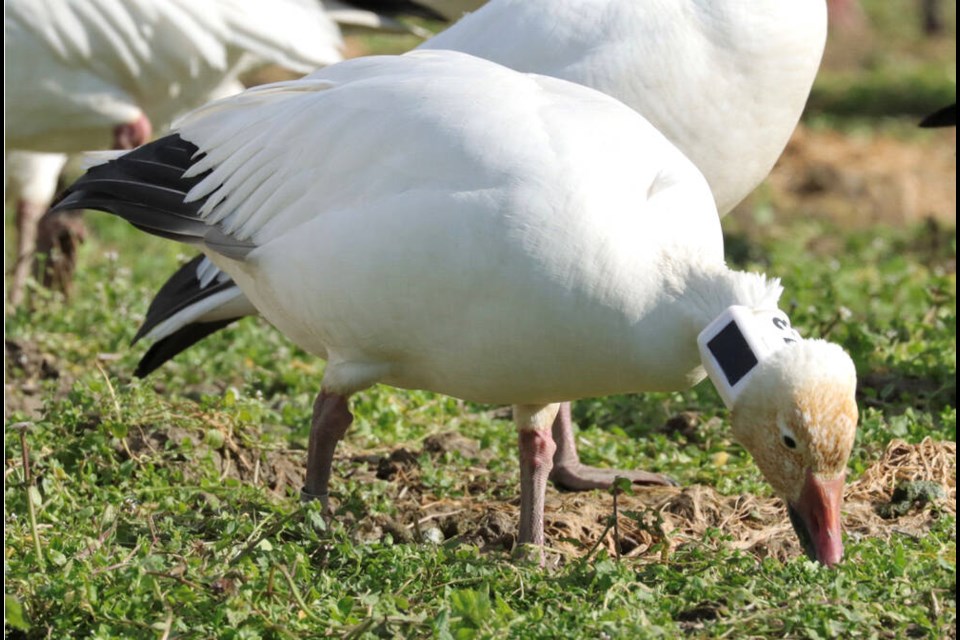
[550,462,677,491]
[549,402,677,491]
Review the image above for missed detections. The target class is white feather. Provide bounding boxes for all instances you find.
[147,50,806,405]
[421,0,827,215]
[5,0,344,153]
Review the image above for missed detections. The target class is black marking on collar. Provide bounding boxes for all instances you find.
[706,320,759,386]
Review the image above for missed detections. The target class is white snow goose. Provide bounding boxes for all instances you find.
[4,0,344,304]
[54,50,858,565]
[129,0,830,493]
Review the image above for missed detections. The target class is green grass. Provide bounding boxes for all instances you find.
[5,202,956,639]
[5,4,957,637]
[809,0,955,124]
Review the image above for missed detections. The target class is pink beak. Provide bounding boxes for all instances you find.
[787,470,845,567]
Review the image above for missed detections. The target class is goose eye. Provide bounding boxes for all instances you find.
[782,435,797,450]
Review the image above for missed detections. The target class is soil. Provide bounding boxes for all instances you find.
[4,338,72,421]
[758,123,957,229]
[116,419,957,565]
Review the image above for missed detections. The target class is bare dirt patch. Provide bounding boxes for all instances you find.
[4,338,72,420]
[758,123,956,228]
[122,421,306,495]
[128,421,956,564]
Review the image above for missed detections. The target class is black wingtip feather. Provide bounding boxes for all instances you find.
[52,135,256,259]
[135,319,241,378]
[51,134,212,242]
[133,255,239,344]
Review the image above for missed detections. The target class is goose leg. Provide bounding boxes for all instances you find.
[9,200,45,305]
[549,402,676,491]
[7,151,68,306]
[34,208,87,298]
[29,114,150,299]
[515,403,560,554]
[301,390,354,513]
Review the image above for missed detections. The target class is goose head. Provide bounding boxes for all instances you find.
[730,339,858,567]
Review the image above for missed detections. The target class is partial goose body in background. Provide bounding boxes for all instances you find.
[4,0,343,153]
[4,0,344,304]
[422,0,828,216]
[6,151,70,302]
[55,50,858,564]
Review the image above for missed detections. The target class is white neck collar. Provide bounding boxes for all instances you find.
[697,305,801,409]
